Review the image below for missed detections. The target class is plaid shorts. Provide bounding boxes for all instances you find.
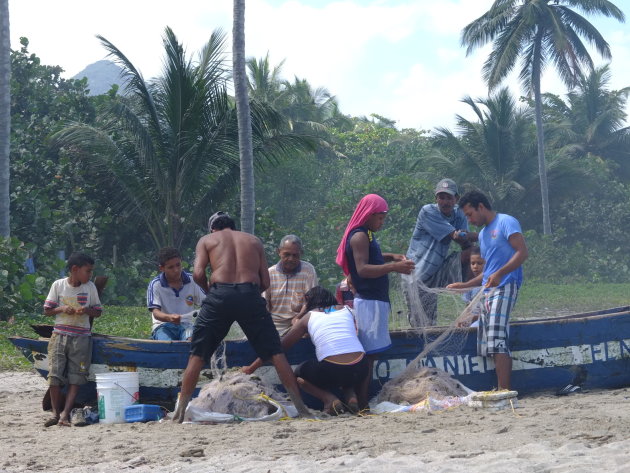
[477,282,519,357]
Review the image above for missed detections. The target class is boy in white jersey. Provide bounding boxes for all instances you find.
[43,252,102,427]
[147,247,205,340]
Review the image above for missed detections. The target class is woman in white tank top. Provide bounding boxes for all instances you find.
[243,286,368,415]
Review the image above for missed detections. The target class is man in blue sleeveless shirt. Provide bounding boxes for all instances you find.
[448,191,528,390]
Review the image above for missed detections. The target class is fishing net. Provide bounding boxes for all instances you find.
[376,366,469,404]
[379,259,488,405]
[188,371,289,418]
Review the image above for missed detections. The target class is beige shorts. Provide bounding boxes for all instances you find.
[47,332,92,386]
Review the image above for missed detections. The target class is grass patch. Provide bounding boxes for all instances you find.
[389,282,630,329]
[2,283,628,371]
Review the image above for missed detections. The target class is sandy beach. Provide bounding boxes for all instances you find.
[1,370,630,472]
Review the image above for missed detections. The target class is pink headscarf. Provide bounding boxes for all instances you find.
[336,194,389,275]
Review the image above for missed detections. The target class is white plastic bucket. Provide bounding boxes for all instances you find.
[96,371,140,424]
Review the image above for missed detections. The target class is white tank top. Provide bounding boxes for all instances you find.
[307,307,364,361]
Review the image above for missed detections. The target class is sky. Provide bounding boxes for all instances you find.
[8,0,630,131]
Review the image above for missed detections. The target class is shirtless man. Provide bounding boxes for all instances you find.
[172,212,311,422]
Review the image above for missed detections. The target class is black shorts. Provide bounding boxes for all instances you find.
[294,356,369,390]
[190,283,282,362]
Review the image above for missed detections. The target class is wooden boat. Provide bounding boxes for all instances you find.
[9,306,630,407]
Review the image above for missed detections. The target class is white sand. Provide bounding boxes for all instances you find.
[1,370,630,472]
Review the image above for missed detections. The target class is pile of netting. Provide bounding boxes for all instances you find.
[379,268,489,405]
[376,366,469,404]
[188,370,289,419]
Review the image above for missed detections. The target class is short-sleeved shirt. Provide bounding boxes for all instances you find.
[345,227,389,302]
[406,204,468,282]
[264,261,318,334]
[147,271,206,332]
[479,213,523,288]
[44,278,102,336]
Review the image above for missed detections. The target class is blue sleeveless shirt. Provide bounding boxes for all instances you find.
[345,226,389,302]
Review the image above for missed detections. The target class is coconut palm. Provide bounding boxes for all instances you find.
[53,27,314,250]
[433,88,538,213]
[461,0,625,234]
[431,87,597,227]
[247,53,286,108]
[232,0,256,234]
[543,64,630,179]
[0,0,10,237]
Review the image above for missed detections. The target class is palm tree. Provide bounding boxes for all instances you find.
[461,0,625,234]
[433,88,538,214]
[53,27,313,251]
[247,53,286,108]
[232,0,256,234]
[0,0,10,237]
[431,87,597,227]
[543,64,630,179]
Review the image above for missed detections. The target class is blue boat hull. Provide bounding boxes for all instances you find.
[10,306,630,406]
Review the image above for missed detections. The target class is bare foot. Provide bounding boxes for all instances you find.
[58,418,72,427]
[323,399,345,416]
[172,394,191,423]
[44,416,59,427]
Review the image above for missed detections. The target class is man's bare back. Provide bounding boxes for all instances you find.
[193,229,270,292]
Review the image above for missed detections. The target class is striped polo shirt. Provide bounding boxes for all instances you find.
[264,261,318,334]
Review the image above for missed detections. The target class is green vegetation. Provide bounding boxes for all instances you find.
[2,6,630,332]
[2,283,629,371]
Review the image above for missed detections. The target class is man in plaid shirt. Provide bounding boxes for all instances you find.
[264,235,318,335]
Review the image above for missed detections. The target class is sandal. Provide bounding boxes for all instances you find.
[58,419,72,427]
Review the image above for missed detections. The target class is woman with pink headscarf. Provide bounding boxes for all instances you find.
[336,194,414,410]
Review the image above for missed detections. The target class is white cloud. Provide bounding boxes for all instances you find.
[8,0,629,130]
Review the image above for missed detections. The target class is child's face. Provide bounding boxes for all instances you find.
[72,264,94,284]
[160,257,182,282]
[470,254,485,277]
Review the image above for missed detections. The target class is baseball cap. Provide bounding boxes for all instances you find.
[434,178,458,196]
[208,211,229,231]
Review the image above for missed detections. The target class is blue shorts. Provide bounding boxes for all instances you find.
[152,322,187,341]
[353,298,391,354]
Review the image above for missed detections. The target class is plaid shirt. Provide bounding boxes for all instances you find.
[406,204,468,281]
[264,261,318,334]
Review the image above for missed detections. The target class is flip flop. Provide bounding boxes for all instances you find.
[58,419,72,427]
[44,417,59,427]
[556,384,581,396]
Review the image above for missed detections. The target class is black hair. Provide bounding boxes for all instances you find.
[458,190,493,211]
[303,286,338,313]
[66,252,94,271]
[470,245,481,256]
[211,215,236,231]
[158,247,181,266]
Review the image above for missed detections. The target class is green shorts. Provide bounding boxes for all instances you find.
[47,332,92,386]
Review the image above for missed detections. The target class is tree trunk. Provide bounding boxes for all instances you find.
[233,0,255,234]
[0,0,11,237]
[532,34,551,235]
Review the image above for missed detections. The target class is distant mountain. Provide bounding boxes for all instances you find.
[72,60,128,96]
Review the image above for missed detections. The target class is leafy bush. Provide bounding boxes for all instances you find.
[0,237,62,320]
[523,230,630,283]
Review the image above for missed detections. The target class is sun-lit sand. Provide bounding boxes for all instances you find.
[1,370,630,472]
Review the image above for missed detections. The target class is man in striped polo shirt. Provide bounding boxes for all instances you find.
[264,235,318,335]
